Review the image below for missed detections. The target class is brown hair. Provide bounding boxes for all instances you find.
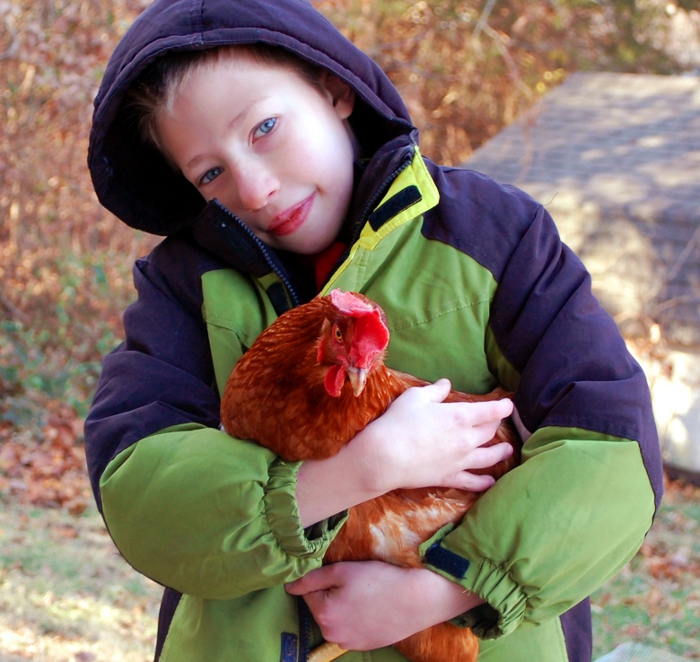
[125,44,326,155]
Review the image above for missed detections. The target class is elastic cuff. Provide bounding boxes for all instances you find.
[263,459,348,558]
[424,543,526,639]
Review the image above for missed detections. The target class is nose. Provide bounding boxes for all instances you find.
[232,159,279,212]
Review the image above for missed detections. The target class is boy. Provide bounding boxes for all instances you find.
[85,0,663,660]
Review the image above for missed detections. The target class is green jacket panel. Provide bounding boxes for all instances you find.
[100,425,345,599]
[426,428,653,637]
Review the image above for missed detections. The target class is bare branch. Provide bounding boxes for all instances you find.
[0,290,30,323]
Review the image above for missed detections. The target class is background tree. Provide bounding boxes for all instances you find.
[0,0,698,469]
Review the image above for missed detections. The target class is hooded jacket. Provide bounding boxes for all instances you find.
[85,1,664,660]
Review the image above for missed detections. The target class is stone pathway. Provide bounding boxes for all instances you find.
[466,72,700,346]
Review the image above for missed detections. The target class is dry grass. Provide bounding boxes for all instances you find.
[0,497,160,662]
[592,479,700,659]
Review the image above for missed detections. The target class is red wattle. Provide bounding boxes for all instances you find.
[324,364,346,397]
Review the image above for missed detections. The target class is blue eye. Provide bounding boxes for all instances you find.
[199,167,223,186]
[254,117,276,140]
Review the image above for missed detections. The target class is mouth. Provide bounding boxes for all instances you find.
[269,193,315,237]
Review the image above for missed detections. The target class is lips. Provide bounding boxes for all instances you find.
[269,193,315,237]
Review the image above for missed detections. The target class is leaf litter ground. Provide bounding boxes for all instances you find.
[0,497,160,661]
[591,479,700,659]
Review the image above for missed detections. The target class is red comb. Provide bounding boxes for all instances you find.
[329,290,376,316]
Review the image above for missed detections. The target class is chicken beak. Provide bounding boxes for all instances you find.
[346,366,368,397]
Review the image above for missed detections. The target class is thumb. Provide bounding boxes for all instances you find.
[285,566,337,596]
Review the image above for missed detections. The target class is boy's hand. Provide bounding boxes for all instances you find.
[285,560,483,651]
[354,379,514,494]
[296,379,513,528]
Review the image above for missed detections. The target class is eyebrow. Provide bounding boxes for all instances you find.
[184,96,273,172]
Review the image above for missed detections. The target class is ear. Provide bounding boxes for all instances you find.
[320,71,355,121]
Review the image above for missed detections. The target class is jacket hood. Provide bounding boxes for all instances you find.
[88,0,416,235]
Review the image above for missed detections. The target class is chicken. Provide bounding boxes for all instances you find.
[221,290,520,662]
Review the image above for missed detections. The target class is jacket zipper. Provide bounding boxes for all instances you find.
[214,201,302,308]
[297,597,312,662]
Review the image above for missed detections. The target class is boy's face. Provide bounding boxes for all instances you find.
[157,55,357,256]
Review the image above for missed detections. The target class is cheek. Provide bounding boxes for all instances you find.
[206,175,236,207]
[291,112,354,176]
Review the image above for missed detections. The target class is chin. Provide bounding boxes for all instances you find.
[295,233,339,256]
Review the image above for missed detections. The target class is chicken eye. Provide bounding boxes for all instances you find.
[334,326,343,342]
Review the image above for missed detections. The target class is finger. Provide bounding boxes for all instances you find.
[458,398,513,426]
[284,579,309,595]
[285,567,338,595]
[462,442,514,470]
[457,417,509,450]
[420,378,452,402]
[468,421,506,447]
[456,472,496,492]
[303,593,345,647]
[300,589,331,614]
